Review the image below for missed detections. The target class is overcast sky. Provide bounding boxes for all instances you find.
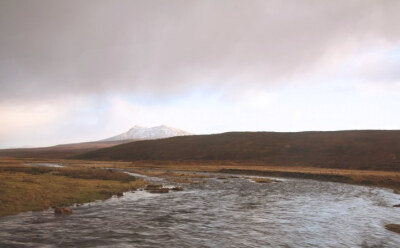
[1,0,400,148]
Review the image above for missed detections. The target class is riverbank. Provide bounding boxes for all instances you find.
[3,158,400,192]
[1,163,399,247]
[0,164,147,217]
[218,168,400,192]
[121,163,400,193]
[8,157,400,191]
[2,157,400,217]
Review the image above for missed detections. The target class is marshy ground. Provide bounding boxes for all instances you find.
[1,162,400,247]
[1,157,400,242]
[0,159,146,217]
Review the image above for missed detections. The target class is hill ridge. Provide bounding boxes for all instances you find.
[75,130,400,171]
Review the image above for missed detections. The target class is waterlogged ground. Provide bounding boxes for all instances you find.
[1,172,400,247]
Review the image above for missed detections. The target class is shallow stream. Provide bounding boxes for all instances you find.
[1,171,400,247]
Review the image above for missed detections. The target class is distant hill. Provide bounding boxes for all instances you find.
[75,130,400,171]
[102,125,192,141]
[0,125,192,159]
[0,140,133,159]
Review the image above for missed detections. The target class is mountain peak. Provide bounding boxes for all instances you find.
[128,125,146,131]
[103,125,192,141]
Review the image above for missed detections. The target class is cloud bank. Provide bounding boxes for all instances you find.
[1,0,400,147]
[1,0,400,100]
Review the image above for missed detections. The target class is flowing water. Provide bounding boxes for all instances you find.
[1,172,400,248]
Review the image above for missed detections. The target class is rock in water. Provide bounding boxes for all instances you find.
[145,184,163,190]
[171,186,184,191]
[54,207,73,215]
[149,188,169,194]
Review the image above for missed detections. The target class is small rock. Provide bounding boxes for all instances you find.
[251,177,274,183]
[145,184,163,190]
[171,186,184,191]
[393,204,400,207]
[54,207,73,215]
[149,188,169,194]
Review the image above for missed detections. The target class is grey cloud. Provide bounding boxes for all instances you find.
[358,58,400,84]
[1,0,400,100]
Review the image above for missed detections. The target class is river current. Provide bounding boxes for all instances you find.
[0,172,400,247]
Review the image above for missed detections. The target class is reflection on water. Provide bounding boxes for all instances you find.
[0,173,400,247]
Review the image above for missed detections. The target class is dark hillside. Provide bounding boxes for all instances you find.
[75,131,400,171]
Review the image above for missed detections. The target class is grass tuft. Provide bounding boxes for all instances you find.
[250,177,274,183]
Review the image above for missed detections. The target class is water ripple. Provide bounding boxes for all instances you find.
[0,174,400,247]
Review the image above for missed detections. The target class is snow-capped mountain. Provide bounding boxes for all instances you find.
[103,125,192,141]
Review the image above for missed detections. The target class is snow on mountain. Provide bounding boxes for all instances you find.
[103,125,192,141]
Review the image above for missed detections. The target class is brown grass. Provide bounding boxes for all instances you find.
[124,168,210,184]
[3,158,400,195]
[386,224,400,234]
[216,166,400,191]
[250,177,274,183]
[0,157,134,169]
[123,163,400,192]
[126,169,210,178]
[0,166,134,182]
[0,162,147,217]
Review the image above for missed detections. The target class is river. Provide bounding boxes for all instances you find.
[0,172,399,247]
